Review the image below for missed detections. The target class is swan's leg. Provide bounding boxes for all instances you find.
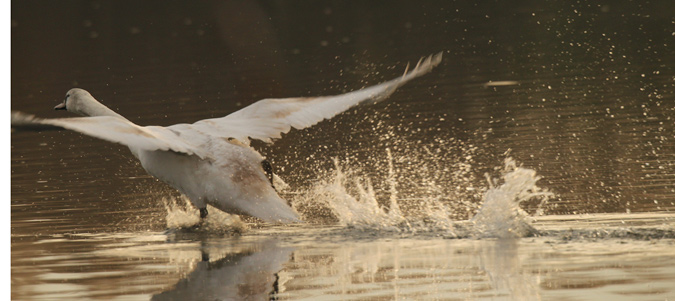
[261,160,275,189]
[199,207,208,219]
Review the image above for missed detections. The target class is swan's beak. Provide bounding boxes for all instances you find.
[54,103,66,110]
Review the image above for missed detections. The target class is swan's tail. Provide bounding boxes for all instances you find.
[240,193,302,224]
[259,197,303,223]
[209,191,302,224]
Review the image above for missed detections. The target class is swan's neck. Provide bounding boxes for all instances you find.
[76,97,127,120]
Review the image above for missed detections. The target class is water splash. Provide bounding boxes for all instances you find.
[292,148,465,233]
[292,150,403,231]
[162,196,247,233]
[470,158,554,238]
[158,144,552,238]
[293,151,552,238]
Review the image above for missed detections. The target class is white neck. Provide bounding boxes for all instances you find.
[78,99,126,119]
[70,92,128,121]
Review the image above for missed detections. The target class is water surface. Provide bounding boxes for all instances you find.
[11,1,675,300]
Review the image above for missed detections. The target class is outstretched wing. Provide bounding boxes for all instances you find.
[189,52,443,143]
[11,111,206,158]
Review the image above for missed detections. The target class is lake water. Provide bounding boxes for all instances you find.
[11,1,675,300]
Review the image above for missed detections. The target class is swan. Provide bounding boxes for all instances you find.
[11,53,442,223]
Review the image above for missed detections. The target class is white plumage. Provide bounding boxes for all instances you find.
[11,53,442,223]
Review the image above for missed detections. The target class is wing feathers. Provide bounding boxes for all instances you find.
[12,53,441,151]
[194,52,442,143]
[11,111,204,158]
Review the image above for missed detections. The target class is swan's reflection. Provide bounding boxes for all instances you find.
[479,238,541,300]
[152,239,294,301]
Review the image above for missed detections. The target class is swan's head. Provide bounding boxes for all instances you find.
[54,88,116,117]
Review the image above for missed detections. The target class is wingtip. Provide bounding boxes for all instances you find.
[11,111,38,125]
[267,209,303,224]
[430,51,443,67]
[420,51,444,70]
[401,51,444,80]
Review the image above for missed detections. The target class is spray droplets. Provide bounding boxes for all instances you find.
[291,153,552,238]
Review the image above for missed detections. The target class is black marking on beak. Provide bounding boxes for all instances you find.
[55,94,69,110]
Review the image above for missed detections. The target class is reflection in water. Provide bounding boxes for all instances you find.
[274,229,675,300]
[152,239,294,301]
[276,237,491,299]
[278,239,488,299]
[479,239,539,300]
[10,222,675,300]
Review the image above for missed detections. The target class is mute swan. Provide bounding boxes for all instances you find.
[11,53,442,223]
